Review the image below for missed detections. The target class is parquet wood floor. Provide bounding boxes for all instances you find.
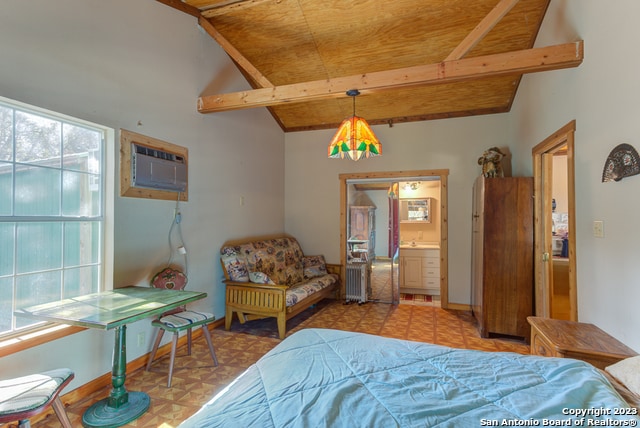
[25,297,529,428]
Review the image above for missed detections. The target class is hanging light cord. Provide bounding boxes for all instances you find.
[166,191,188,276]
[352,93,356,116]
[347,89,360,116]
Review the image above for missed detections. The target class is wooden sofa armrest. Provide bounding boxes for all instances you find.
[224,282,288,331]
[222,279,288,291]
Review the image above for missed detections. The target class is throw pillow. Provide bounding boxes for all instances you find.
[221,250,249,282]
[303,255,328,279]
[249,271,275,284]
[605,355,640,396]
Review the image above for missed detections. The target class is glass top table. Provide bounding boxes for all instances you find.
[15,285,208,427]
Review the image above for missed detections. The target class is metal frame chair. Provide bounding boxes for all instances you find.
[0,368,74,428]
[146,268,218,387]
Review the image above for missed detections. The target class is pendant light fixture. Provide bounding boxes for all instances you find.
[328,89,381,161]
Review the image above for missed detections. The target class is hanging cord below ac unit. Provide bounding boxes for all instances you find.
[167,191,188,276]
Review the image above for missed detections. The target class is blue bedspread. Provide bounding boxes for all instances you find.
[180,329,639,427]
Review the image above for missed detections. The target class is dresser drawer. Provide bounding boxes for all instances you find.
[531,330,557,358]
[422,267,440,278]
[422,257,439,269]
[424,278,440,288]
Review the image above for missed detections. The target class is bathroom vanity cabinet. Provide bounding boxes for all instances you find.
[399,246,440,295]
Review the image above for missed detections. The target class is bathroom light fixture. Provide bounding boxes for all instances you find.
[403,182,420,191]
[328,90,381,161]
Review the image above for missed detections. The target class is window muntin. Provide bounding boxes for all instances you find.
[0,97,108,337]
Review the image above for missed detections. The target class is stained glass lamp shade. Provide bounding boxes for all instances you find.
[328,90,381,161]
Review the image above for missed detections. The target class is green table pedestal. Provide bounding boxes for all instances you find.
[82,392,150,428]
[82,325,150,427]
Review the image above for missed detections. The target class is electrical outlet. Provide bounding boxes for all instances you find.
[593,220,604,238]
[137,332,145,347]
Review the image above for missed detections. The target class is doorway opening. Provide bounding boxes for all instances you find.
[532,120,577,320]
[339,169,449,308]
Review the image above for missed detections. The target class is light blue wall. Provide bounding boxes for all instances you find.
[0,0,285,388]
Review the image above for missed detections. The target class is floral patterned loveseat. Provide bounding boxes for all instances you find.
[220,235,340,339]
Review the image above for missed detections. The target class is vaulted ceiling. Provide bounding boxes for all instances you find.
[158,0,583,132]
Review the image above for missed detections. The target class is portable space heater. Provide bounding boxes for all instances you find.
[345,262,369,304]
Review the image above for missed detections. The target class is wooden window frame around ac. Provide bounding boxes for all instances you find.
[120,129,188,201]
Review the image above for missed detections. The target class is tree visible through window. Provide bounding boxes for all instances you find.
[0,97,107,337]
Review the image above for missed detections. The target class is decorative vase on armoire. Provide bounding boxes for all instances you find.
[470,176,534,342]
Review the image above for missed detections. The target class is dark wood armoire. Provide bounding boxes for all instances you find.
[471,176,534,341]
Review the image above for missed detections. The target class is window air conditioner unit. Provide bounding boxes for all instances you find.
[131,143,187,192]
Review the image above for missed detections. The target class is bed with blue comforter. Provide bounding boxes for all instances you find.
[179,328,639,427]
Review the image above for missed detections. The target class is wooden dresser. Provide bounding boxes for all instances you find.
[528,316,637,369]
[471,176,533,341]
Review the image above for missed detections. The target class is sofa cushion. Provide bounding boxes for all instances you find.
[303,255,328,279]
[239,238,304,286]
[285,274,338,306]
[223,237,331,287]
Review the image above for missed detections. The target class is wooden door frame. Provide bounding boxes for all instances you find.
[339,169,450,308]
[532,120,577,320]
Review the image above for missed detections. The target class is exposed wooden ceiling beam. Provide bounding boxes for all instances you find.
[446,0,520,61]
[201,0,274,18]
[155,0,201,17]
[198,41,584,113]
[198,17,274,88]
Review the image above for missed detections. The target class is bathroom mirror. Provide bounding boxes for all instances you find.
[400,198,431,223]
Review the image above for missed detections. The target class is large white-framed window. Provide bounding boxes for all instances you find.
[0,96,114,340]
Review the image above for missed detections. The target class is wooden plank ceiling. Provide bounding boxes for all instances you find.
[158,0,582,132]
